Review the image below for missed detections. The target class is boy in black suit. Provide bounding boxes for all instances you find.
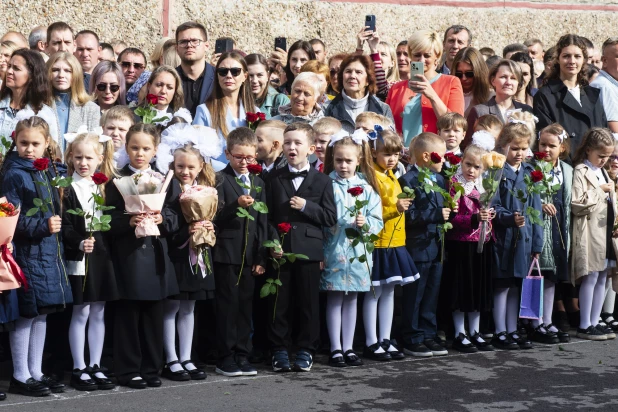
[213,127,267,377]
[265,122,337,372]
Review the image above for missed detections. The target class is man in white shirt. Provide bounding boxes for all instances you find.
[590,38,618,136]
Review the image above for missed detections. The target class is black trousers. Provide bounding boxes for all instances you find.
[113,299,164,383]
[267,260,320,354]
[252,274,269,353]
[214,263,254,362]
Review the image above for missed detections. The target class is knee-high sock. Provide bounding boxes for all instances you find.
[69,304,90,371]
[377,284,395,343]
[506,288,520,334]
[363,285,383,348]
[467,311,480,335]
[603,276,616,314]
[341,293,358,352]
[493,288,509,334]
[326,292,343,354]
[9,317,34,383]
[163,299,182,372]
[543,280,556,330]
[591,270,608,327]
[579,272,599,329]
[88,302,106,369]
[453,310,466,336]
[28,315,47,380]
[177,300,196,369]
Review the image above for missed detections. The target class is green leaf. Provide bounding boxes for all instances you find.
[263,240,277,248]
[295,254,309,260]
[66,208,83,215]
[362,223,370,232]
[252,201,269,214]
[254,186,262,193]
[274,279,283,286]
[93,193,105,205]
[287,254,296,263]
[279,258,286,266]
[26,207,39,217]
[40,204,48,213]
[366,243,375,254]
[260,283,272,298]
[369,234,379,242]
[349,257,355,263]
[358,255,366,263]
[33,198,43,207]
[269,284,277,294]
[247,214,255,221]
[97,205,115,211]
[345,228,359,239]
[351,238,360,247]
[99,215,112,224]
[266,278,274,284]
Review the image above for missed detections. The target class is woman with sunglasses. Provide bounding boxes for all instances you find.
[89,61,126,113]
[510,52,537,106]
[193,51,257,171]
[47,52,101,150]
[327,53,347,96]
[450,47,491,116]
[245,53,289,119]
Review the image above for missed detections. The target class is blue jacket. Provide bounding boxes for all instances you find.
[491,163,543,279]
[1,152,72,317]
[260,86,290,119]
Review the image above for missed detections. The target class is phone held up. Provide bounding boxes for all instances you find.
[214,38,234,54]
[275,37,287,51]
[409,61,424,92]
[365,15,376,32]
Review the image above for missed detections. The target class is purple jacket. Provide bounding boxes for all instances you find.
[445,188,492,243]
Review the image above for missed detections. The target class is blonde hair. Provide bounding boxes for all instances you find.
[65,133,117,179]
[437,112,468,132]
[463,144,488,163]
[101,105,135,126]
[411,132,444,157]
[377,41,400,83]
[475,114,502,132]
[143,65,184,112]
[47,52,91,105]
[355,112,392,129]
[161,46,181,67]
[495,123,532,153]
[313,117,342,135]
[324,137,380,194]
[374,129,403,155]
[506,111,537,147]
[408,30,443,62]
[256,119,287,142]
[150,37,175,68]
[172,144,216,187]
[300,60,330,94]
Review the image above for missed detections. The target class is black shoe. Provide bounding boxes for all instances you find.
[124,378,147,389]
[509,332,533,349]
[343,350,363,367]
[8,377,51,397]
[235,356,257,376]
[424,339,448,356]
[363,342,391,361]
[292,350,313,372]
[88,365,116,390]
[146,377,162,387]
[596,323,616,339]
[601,312,618,332]
[248,349,266,364]
[452,333,478,353]
[39,375,65,393]
[70,369,98,391]
[0,392,5,401]
[216,360,243,377]
[576,325,607,341]
[470,332,494,351]
[491,332,519,350]
[434,335,447,348]
[382,339,405,360]
[162,361,190,381]
[271,350,291,373]
[328,350,347,368]
[554,311,571,333]
[530,326,560,344]
[546,323,570,343]
[403,342,433,357]
[180,360,207,380]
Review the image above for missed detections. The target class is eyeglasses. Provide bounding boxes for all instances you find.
[121,61,145,70]
[454,71,475,79]
[329,69,338,76]
[96,83,120,92]
[230,153,255,163]
[217,67,242,77]
[610,155,618,161]
[177,39,203,48]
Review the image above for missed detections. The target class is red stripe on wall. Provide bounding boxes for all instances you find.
[162,0,170,37]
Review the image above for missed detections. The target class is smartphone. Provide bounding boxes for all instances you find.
[214,38,234,54]
[409,62,424,92]
[275,37,287,52]
[365,15,376,32]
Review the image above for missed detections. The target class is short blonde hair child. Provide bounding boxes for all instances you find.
[313,117,342,135]
[495,123,532,154]
[101,105,135,127]
[355,112,392,129]
[437,112,467,132]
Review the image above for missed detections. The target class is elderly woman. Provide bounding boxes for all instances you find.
[89,60,126,113]
[273,72,324,125]
[245,53,289,119]
[450,47,491,115]
[386,30,464,146]
[324,54,393,133]
[300,59,334,107]
[0,41,20,88]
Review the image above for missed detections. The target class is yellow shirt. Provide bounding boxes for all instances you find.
[374,166,406,248]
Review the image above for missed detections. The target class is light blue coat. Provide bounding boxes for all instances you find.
[321,172,383,292]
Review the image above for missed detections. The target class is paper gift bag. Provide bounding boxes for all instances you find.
[519,257,544,320]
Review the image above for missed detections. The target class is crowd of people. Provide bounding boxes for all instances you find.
[0,18,615,401]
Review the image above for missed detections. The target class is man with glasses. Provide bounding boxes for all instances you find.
[117,47,147,89]
[175,21,215,117]
[591,38,618,136]
[438,25,472,75]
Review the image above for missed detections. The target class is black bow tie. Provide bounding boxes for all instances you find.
[286,170,309,179]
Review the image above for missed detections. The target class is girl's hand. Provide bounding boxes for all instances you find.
[130,214,145,227]
[355,211,366,228]
[478,209,491,222]
[48,215,62,234]
[152,213,163,225]
[83,237,95,254]
[441,208,451,221]
[542,203,557,217]
[252,264,265,275]
[601,183,613,193]
[270,247,283,259]
[514,212,526,227]
[396,198,411,213]
[189,221,203,234]
[202,220,214,231]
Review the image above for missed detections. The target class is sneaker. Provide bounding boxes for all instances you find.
[509,332,533,349]
[470,332,495,351]
[601,313,618,332]
[491,332,519,350]
[382,339,405,360]
[215,361,243,377]
[363,342,391,361]
[424,339,448,356]
[292,350,313,372]
[271,350,291,372]
[452,333,478,353]
[235,356,257,376]
[595,324,616,340]
[530,326,560,344]
[403,342,433,357]
[576,325,607,341]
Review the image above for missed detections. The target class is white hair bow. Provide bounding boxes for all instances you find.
[156,123,223,173]
[558,130,568,142]
[154,108,193,127]
[14,107,59,142]
[328,129,368,147]
[471,131,496,151]
[64,125,112,144]
[506,108,539,125]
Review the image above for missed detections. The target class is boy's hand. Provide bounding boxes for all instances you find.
[83,237,95,254]
[48,215,62,234]
[270,247,283,259]
[238,195,254,208]
[441,208,451,222]
[601,183,613,193]
[355,211,366,228]
[542,203,557,217]
[514,212,525,227]
[252,265,265,275]
[290,196,306,210]
[396,198,411,213]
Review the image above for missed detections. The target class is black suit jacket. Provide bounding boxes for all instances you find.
[265,166,337,261]
[212,165,267,267]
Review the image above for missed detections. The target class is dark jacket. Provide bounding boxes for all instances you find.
[176,63,215,116]
[1,152,72,317]
[265,166,337,261]
[533,79,608,156]
[323,92,395,134]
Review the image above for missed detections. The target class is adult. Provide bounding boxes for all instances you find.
[439,25,472,75]
[28,26,47,61]
[465,59,532,145]
[503,43,527,59]
[327,53,347,95]
[0,49,58,141]
[99,43,115,62]
[386,30,464,146]
[150,38,176,69]
[74,30,101,75]
[450,47,490,115]
[0,31,28,49]
[510,52,537,106]
[324,54,393,133]
[175,21,215,117]
[538,46,557,85]
[117,47,146,89]
[299,60,332,107]
[193,51,255,171]
[47,52,100,150]
[580,37,595,66]
[396,40,410,81]
[590,38,618,135]
[310,39,327,63]
[273,72,324,125]
[479,47,495,61]
[590,49,602,70]
[45,22,75,55]
[271,40,316,94]
[534,34,607,154]
[136,66,185,122]
[525,38,545,61]
[109,39,127,57]
[245,54,289,118]
[89,61,126,112]
[0,41,19,88]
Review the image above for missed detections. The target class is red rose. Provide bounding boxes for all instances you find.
[347,186,364,197]
[246,112,260,123]
[33,158,49,171]
[257,112,266,121]
[92,172,109,185]
[430,152,442,164]
[277,222,292,234]
[146,94,159,105]
[247,163,263,175]
[530,170,544,183]
[0,202,16,216]
[533,151,548,161]
[445,153,461,165]
[10,131,15,140]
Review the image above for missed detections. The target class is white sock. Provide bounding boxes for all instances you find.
[362,285,383,349]
[69,304,91,380]
[178,300,196,370]
[9,317,34,383]
[28,315,47,381]
[341,293,357,352]
[604,277,616,314]
[163,299,183,372]
[453,310,470,344]
[88,302,107,378]
[506,287,520,334]
[377,284,395,345]
[467,311,481,338]
[591,270,608,327]
[326,292,343,355]
[541,281,557,332]
[579,272,598,329]
[493,288,508,334]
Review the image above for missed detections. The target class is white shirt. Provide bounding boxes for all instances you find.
[263,162,275,173]
[507,163,521,173]
[128,164,151,174]
[288,163,310,191]
[568,85,582,106]
[233,170,250,195]
[591,71,618,122]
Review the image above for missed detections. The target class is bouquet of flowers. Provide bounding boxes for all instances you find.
[477,151,507,253]
[179,185,219,276]
[0,198,26,292]
[113,170,174,238]
[529,151,565,248]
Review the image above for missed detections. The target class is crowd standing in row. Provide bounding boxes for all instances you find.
[0,19,614,400]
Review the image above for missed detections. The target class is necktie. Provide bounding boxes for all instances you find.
[241,175,250,195]
[318,163,324,173]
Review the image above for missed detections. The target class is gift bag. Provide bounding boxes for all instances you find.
[519,257,543,319]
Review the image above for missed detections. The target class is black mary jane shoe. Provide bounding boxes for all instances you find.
[181,360,207,380]
[530,326,559,344]
[162,361,191,382]
[382,339,405,360]
[452,333,478,353]
[88,365,116,390]
[146,377,162,388]
[70,369,98,391]
[0,392,5,401]
[491,332,519,350]
[343,350,364,367]
[545,323,570,343]
[363,342,391,361]
[509,332,533,349]
[328,350,347,368]
[9,377,51,397]
[39,375,65,393]
[470,332,495,351]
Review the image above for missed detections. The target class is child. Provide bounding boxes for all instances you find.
[571,127,618,340]
[602,143,618,333]
[398,132,454,357]
[321,130,383,367]
[444,143,495,352]
[63,132,118,391]
[491,123,542,350]
[265,122,337,372]
[2,116,72,396]
[213,127,267,377]
[105,123,178,389]
[363,129,418,362]
[312,117,342,172]
[355,113,406,177]
[101,105,135,152]
[256,119,288,177]
[437,112,466,157]
[531,124,573,344]
[474,114,502,140]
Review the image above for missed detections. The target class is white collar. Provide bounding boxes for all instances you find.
[584,159,600,172]
[129,164,151,173]
[288,163,310,173]
[315,158,323,169]
[507,162,520,173]
[71,172,95,187]
[233,169,249,180]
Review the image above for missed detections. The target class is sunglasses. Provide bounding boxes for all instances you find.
[329,69,338,76]
[96,83,120,92]
[217,67,242,77]
[121,61,145,70]
[454,71,475,79]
